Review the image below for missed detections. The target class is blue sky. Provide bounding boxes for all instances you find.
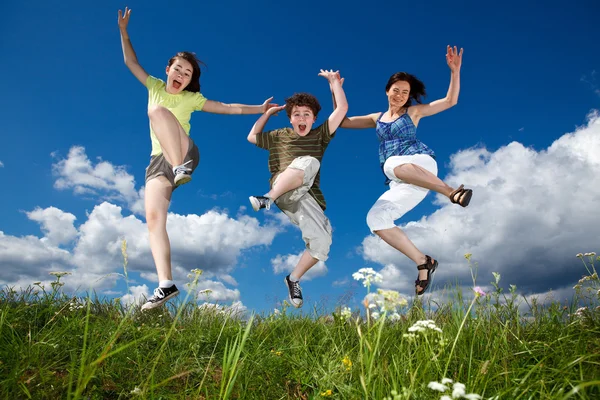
[1,0,599,313]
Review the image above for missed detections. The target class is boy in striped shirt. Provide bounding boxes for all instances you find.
[247,69,348,308]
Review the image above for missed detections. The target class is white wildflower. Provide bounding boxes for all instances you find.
[427,381,448,392]
[441,378,453,384]
[463,394,482,400]
[340,307,352,320]
[452,382,466,398]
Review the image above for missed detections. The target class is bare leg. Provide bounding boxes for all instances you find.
[148,105,190,167]
[375,226,432,293]
[267,168,304,200]
[290,250,320,280]
[394,163,455,198]
[145,176,173,282]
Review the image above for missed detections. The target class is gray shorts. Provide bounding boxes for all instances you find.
[145,138,200,190]
[274,156,333,261]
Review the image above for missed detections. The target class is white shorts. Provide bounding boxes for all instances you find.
[366,154,438,232]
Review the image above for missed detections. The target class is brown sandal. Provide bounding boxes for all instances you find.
[415,255,438,296]
[449,184,473,207]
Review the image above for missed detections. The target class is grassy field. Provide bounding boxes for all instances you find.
[1,253,599,399]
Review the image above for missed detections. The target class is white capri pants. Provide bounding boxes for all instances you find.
[366,154,438,232]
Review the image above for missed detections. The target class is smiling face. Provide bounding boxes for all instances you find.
[165,57,193,94]
[386,80,411,108]
[289,105,317,136]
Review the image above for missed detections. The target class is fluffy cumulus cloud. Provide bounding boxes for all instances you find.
[361,111,600,296]
[195,279,241,302]
[52,146,144,214]
[0,160,4,167]
[271,252,328,281]
[26,207,78,246]
[0,202,280,293]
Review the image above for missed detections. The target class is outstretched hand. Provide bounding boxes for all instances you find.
[118,7,131,30]
[446,45,463,72]
[318,69,343,84]
[261,97,280,113]
[266,104,286,116]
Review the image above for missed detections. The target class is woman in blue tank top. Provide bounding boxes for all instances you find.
[339,46,472,295]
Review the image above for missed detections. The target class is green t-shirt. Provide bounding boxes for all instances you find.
[146,76,207,156]
[256,122,334,210]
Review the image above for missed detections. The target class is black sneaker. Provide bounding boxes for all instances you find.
[249,196,272,211]
[141,285,180,310]
[173,160,193,186]
[284,275,303,308]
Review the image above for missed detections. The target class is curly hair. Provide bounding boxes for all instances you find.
[284,93,322,118]
[168,51,206,93]
[385,72,427,106]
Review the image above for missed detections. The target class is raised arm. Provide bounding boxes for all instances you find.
[203,97,278,115]
[328,75,379,130]
[247,105,285,144]
[118,8,149,85]
[412,45,463,121]
[318,70,348,133]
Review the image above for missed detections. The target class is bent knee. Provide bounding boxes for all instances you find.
[366,203,398,232]
[307,235,332,261]
[147,105,170,119]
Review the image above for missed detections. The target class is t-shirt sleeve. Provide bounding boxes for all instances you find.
[255,128,279,150]
[320,121,334,146]
[192,92,207,111]
[145,75,162,91]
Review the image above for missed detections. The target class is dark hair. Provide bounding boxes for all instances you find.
[168,51,206,93]
[284,93,322,118]
[385,72,427,106]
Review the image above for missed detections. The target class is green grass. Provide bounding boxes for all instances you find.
[1,255,599,399]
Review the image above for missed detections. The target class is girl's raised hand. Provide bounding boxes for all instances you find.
[446,45,463,72]
[118,7,131,30]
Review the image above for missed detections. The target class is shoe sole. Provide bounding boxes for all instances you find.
[174,175,192,186]
[284,277,303,308]
[249,197,260,211]
[141,291,180,311]
[416,261,438,296]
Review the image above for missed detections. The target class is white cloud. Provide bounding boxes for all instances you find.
[271,252,328,281]
[26,207,78,246]
[120,284,150,307]
[52,146,144,214]
[0,161,4,167]
[361,111,600,295]
[0,231,74,286]
[195,279,240,302]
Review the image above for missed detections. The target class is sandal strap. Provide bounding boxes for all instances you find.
[450,184,465,204]
[417,255,433,270]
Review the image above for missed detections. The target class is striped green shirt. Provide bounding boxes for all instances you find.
[256,122,334,210]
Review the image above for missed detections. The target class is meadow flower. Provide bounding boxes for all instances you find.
[273,308,281,316]
[352,267,383,287]
[427,381,448,392]
[576,253,583,258]
[320,389,333,396]
[199,289,213,296]
[492,272,501,285]
[130,386,142,395]
[452,382,466,398]
[464,253,472,261]
[441,378,453,384]
[270,349,283,356]
[340,306,352,321]
[584,252,596,257]
[49,271,71,278]
[473,287,486,297]
[342,355,352,371]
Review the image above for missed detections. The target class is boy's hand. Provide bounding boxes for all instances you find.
[118,7,131,31]
[446,45,463,72]
[318,69,342,84]
[266,105,285,116]
[261,97,280,113]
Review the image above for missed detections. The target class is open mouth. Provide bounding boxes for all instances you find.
[298,124,307,133]
[173,80,182,90]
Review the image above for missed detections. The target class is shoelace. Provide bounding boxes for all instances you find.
[151,287,165,300]
[173,159,193,175]
[262,198,271,211]
[290,281,302,298]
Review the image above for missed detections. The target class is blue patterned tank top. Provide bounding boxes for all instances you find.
[376,111,435,184]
